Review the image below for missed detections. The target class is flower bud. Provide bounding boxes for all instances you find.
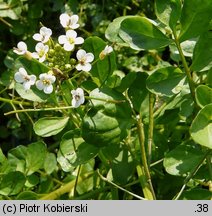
[70,58,76,65]
[65,64,72,70]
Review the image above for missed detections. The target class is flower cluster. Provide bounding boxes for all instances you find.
[13,13,113,107]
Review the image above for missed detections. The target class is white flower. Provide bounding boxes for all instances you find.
[33,27,52,43]
[36,73,56,94]
[76,49,94,72]
[13,41,28,55]
[58,30,84,51]
[59,13,80,29]
[71,88,85,108]
[14,67,36,90]
[32,42,49,62]
[99,45,113,60]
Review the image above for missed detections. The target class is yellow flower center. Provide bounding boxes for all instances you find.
[42,79,51,85]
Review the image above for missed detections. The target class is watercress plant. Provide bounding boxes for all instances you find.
[0,0,211,200]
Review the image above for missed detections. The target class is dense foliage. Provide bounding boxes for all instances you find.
[0,0,212,200]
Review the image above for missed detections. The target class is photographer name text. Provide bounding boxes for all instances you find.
[2,203,88,214]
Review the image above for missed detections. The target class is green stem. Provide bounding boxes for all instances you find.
[0,97,32,106]
[97,170,146,200]
[137,115,156,200]
[4,105,73,116]
[73,165,81,197]
[0,17,13,28]
[148,93,154,166]
[206,155,212,181]
[136,165,154,200]
[39,172,93,200]
[173,31,196,101]
[86,96,125,104]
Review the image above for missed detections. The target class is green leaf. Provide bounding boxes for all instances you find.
[191,31,212,71]
[111,148,135,185]
[58,129,98,171]
[7,145,28,173]
[105,16,133,46]
[82,110,122,147]
[28,2,43,19]
[16,191,38,200]
[44,153,57,175]
[0,148,6,164]
[195,85,212,108]
[82,36,116,85]
[146,66,185,96]
[190,104,212,149]
[0,171,25,195]
[155,0,181,30]
[207,68,212,87]
[76,161,95,195]
[116,72,136,92]
[15,83,49,102]
[4,50,18,69]
[100,143,122,161]
[15,57,49,77]
[179,0,212,42]
[164,143,205,176]
[25,174,39,188]
[180,189,212,200]
[82,87,132,147]
[128,73,149,113]
[26,142,47,175]
[119,17,172,50]
[14,57,50,102]
[0,0,22,20]
[33,117,69,137]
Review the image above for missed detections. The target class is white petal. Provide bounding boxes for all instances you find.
[32,52,39,59]
[46,74,56,83]
[76,64,83,71]
[19,67,27,76]
[14,41,27,55]
[86,53,94,62]
[70,15,79,24]
[71,98,80,108]
[13,49,24,55]
[36,80,44,90]
[76,49,86,60]
[106,46,113,53]
[63,43,74,51]
[44,85,53,94]
[79,96,85,105]
[29,75,36,84]
[35,42,44,52]
[58,35,67,44]
[40,27,52,36]
[66,30,77,39]
[44,45,49,52]
[75,37,84,45]
[76,88,84,96]
[82,63,92,72]
[17,41,27,51]
[33,33,42,41]
[50,75,56,83]
[70,15,80,29]
[39,55,46,62]
[39,73,46,80]
[23,82,31,90]
[14,72,25,83]
[60,13,70,27]
[71,23,80,29]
